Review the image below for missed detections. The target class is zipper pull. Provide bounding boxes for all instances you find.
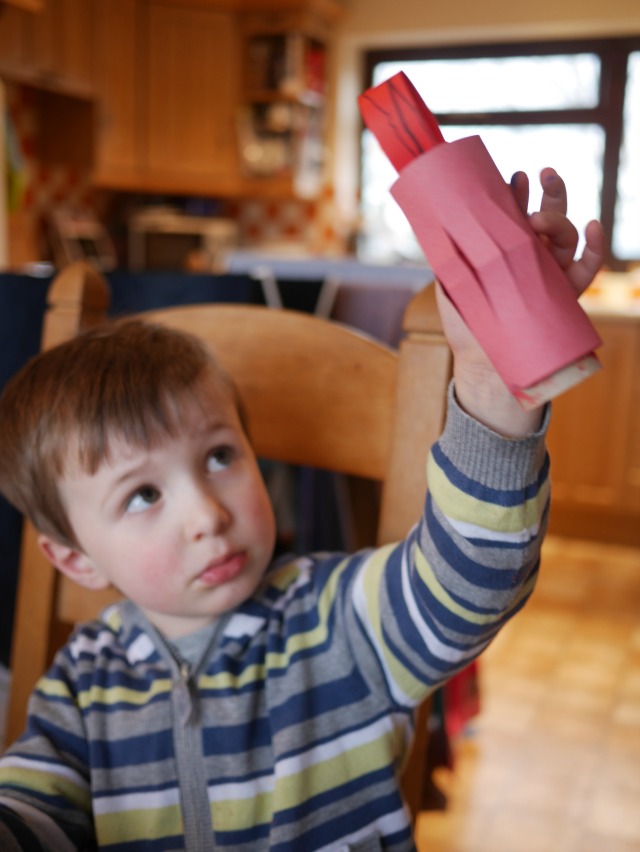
[174,661,194,727]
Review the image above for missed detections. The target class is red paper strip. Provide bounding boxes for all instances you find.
[358,72,444,172]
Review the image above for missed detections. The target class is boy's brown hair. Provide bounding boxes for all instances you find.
[0,319,244,548]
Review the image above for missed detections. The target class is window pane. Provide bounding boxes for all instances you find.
[360,129,415,263]
[613,52,640,260]
[447,124,603,238]
[359,124,604,265]
[372,55,600,112]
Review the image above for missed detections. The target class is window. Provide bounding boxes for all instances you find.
[615,50,640,258]
[360,39,640,269]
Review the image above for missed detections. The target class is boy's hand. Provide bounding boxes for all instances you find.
[516,168,605,296]
[436,168,605,438]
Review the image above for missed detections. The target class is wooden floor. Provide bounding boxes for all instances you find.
[415,535,640,852]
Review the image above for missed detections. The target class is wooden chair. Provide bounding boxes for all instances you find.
[5,260,452,822]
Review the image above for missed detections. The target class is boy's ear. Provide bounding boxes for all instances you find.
[37,534,111,591]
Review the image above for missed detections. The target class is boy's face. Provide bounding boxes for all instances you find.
[41,376,276,639]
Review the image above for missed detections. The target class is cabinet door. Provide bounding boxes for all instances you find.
[143,1,241,191]
[547,317,636,511]
[93,0,142,180]
[25,0,94,95]
[55,0,94,92]
[622,324,640,511]
[0,5,32,78]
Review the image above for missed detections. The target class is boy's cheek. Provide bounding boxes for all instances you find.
[108,543,173,593]
[247,495,277,551]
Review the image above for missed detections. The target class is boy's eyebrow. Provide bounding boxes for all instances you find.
[102,417,240,489]
[195,416,237,436]
[101,459,156,504]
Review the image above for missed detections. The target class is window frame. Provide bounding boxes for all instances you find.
[363,36,640,270]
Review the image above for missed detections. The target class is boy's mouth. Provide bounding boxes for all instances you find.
[197,552,247,586]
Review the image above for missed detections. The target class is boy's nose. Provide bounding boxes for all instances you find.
[184,485,231,540]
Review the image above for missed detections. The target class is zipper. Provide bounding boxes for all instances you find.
[172,661,215,850]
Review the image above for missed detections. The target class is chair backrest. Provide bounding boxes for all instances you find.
[5,260,452,820]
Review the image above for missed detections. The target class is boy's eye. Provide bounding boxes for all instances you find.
[207,446,234,472]
[126,486,161,514]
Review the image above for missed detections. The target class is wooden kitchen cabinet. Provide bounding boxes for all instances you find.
[0,5,31,78]
[0,0,94,97]
[24,0,94,96]
[143,0,241,193]
[546,313,640,545]
[3,0,344,197]
[92,0,142,182]
[93,0,243,196]
[91,0,343,198]
[625,346,640,513]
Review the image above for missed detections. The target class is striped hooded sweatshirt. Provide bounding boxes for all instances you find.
[0,388,550,851]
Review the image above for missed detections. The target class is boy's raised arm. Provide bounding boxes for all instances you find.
[438,169,605,439]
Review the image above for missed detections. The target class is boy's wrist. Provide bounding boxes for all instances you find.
[453,364,544,439]
[441,380,549,494]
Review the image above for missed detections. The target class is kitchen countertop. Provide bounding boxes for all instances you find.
[580,269,640,318]
[222,250,435,288]
[223,251,640,320]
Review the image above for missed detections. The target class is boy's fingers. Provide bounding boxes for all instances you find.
[570,220,606,295]
[529,210,579,269]
[510,171,529,215]
[529,215,604,295]
[539,167,568,215]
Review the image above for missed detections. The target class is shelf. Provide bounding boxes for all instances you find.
[239,14,329,196]
[245,33,325,95]
[244,88,324,107]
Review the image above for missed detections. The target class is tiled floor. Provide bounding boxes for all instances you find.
[416,535,640,852]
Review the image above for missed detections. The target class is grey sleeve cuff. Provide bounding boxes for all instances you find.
[438,380,550,489]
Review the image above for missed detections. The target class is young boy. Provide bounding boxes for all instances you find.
[0,172,603,851]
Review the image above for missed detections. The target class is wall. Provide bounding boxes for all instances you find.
[330,0,640,222]
[340,0,640,42]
